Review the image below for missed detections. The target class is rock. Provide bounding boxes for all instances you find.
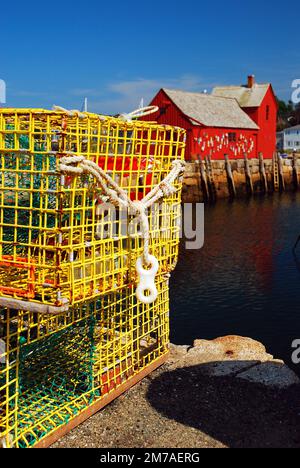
[237,362,300,388]
[212,161,225,170]
[194,360,260,377]
[192,336,274,362]
[168,343,190,363]
[169,336,299,385]
[183,177,199,186]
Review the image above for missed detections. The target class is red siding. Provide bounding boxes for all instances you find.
[243,86,277,158]
[192,126,257,160]
[144,89,194,158]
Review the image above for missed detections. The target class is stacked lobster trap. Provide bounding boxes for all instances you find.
[0,107,185,448]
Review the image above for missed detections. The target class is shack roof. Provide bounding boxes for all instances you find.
[163,88,259,129]
[211,83,270,108]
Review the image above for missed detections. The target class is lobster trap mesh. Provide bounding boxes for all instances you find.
[0,108,185,448]
[0,275,170,448]
[0,109,185,310]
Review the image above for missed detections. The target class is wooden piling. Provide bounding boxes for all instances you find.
[292,151,299,190]
[277,152,285,192]
[244,152,253,195]
[224,154,236,198]
[197,155,209,201]
[259,152,268,194]
[205,154,217,202]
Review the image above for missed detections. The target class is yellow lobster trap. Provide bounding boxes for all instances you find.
[0,275,171,448]
[0,106,186,448]
[0,108,185,312]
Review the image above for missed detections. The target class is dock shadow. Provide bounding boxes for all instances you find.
[146,361,300,448]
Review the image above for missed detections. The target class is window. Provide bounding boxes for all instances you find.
[228,132,236,142]
[266,105,270,121]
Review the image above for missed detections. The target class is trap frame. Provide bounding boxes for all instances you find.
[0,109,185,312]
[0,275,170,448]
[0,108,186,448]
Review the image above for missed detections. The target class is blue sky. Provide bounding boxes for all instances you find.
[1,0,299,114]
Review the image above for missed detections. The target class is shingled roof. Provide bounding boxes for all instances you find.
[163,88,259,130]
[212,83,270,108]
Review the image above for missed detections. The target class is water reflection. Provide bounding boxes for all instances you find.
[170,193,300,374]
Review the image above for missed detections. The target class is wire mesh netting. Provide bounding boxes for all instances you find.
[0,108,185,448]
[0,109,185,310]
[0,276,170,447]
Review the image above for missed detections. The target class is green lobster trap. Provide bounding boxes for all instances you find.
[0,275,170,448]
[0,106,186,448]
[0,108,185,312]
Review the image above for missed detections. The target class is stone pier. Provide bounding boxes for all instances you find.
[182,156,300,202]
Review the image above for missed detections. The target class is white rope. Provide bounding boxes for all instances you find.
[52,105,87,119]
[52,104,182,303]
[59,154,185,266]
[119,105,159,121]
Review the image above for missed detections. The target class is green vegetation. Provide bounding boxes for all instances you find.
[277,98,300,131]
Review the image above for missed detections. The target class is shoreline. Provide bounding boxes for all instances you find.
[52,336,300,449]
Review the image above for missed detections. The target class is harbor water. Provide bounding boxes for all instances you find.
[170,193,300,374]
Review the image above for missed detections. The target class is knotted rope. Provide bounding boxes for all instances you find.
[53,105,87,119]
[119,105,159,121]
[54,103,184,267]
[59,154,185,266]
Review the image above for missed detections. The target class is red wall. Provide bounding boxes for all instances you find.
[191,126,258,160]
[243,86,277,158]
[145,89,194,157]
